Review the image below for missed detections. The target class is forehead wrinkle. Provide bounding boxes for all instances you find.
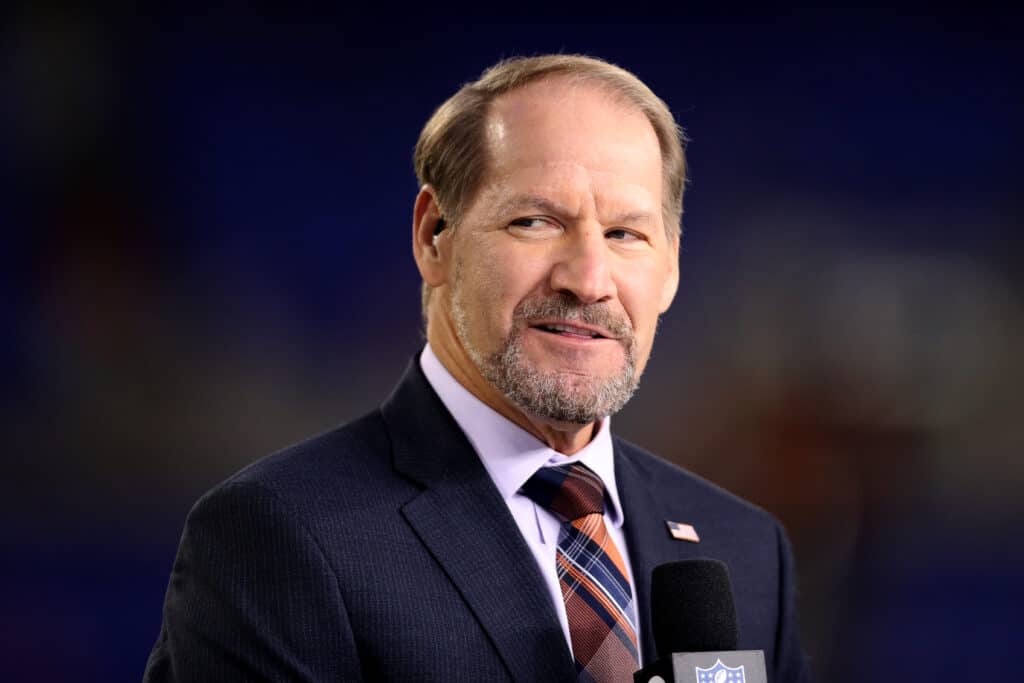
[589,175,659,227]
[476,161,657,230]
[475,165,588,224]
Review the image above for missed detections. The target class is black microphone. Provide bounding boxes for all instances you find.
[634,559,767,683]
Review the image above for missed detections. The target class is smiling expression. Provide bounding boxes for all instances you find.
[425,76,679,432]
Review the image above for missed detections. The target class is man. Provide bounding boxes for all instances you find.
[144,55,810,682]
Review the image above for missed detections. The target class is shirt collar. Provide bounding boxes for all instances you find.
[420,344,625,528]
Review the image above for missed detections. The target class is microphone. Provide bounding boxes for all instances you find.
[634,559,767,683]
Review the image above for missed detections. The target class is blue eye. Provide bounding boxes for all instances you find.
[510,218,547,228]
[606,229,640,241]
[507,217,562,238]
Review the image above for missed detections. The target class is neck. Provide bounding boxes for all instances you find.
[426,311,596,455]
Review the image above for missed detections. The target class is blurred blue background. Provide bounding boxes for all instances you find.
[3,5,1022,681]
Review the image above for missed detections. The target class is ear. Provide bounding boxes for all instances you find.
[658,234,680,313]
[412,185,449,288]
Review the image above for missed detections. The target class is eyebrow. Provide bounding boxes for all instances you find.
[492,194,571,219]
[492,194,655,226]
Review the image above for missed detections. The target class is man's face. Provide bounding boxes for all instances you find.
[440,78,679,425]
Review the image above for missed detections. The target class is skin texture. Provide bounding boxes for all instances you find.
[413,77,679,454]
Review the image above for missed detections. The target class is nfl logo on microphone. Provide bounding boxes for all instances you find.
[695,658,745,683]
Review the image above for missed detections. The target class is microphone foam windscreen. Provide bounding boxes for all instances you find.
[650,559,739,657]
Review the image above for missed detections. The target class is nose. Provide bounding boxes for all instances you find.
[549,226,616,304]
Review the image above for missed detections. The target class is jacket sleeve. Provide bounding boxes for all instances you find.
[143,481,363,682]
[773,521,813,683]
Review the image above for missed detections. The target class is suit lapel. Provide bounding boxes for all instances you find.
[381,359,573,683]
[615,441,706,665]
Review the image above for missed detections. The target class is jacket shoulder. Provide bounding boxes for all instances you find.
[249,408,386,477]
[614,435,779,527]
[196,409,413,525]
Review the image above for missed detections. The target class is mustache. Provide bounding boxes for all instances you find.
[513,296,634,340]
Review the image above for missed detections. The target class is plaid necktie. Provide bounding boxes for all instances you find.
[520,462,639,682]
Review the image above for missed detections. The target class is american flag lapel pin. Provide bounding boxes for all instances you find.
[666,520,700,543]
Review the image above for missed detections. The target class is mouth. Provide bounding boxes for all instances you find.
[528,320,615,340]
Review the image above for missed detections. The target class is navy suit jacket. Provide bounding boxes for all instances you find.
[144,358,810,681]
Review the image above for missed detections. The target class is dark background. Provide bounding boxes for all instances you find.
[3,5,1022,681]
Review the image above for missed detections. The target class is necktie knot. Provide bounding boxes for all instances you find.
[520,462,606,521]
[521,461,639,678]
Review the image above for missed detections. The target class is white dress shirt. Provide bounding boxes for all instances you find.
[419,344,641,657]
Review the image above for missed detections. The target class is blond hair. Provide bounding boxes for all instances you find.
[414,54,688,316]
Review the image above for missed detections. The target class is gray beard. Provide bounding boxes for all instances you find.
[452,294,639,425]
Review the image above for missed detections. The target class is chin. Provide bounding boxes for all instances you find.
[524,345,626,375]
[530,412,600,429]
